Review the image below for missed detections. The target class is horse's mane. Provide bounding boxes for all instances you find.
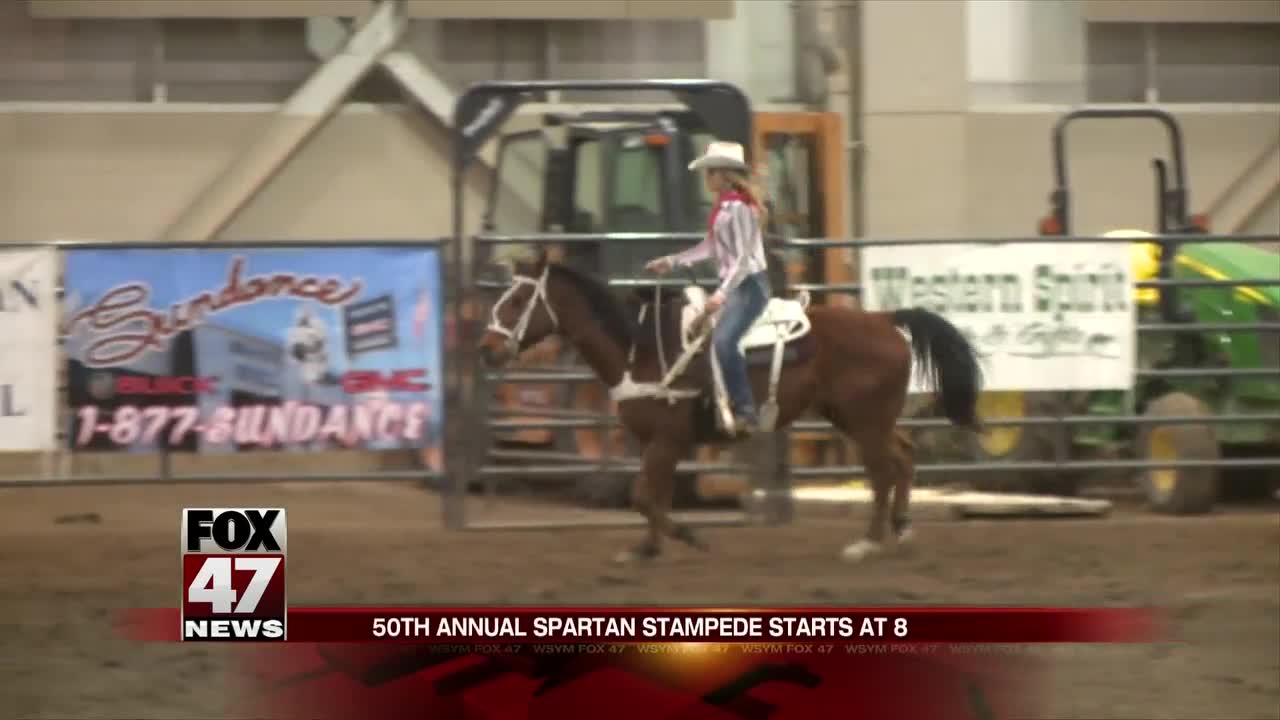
[548,263,643,351]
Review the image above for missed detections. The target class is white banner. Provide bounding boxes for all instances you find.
[861,242,1136,392]
[0,248,59,450]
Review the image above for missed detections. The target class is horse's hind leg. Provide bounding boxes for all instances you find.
[889,430,916,547]
[839,434,897,563]
[825,406,913,562]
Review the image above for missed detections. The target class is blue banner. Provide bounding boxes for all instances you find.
[61,247,444,457]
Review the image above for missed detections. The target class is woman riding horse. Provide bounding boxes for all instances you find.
[478,145,985,565]
[646,140,770,436]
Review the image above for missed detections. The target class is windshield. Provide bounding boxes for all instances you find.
[490,133,544,234]
[571,137,603,233]
[487,132,546,266]
[609,134,665,232]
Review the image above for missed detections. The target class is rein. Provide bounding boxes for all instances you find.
[653,283,671,380]
[489,264,699,404]
[623,283,673,380]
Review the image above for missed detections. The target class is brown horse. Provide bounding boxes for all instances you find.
[478,251,984,563]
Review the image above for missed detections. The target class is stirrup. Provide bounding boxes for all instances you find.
[729,411,760,437]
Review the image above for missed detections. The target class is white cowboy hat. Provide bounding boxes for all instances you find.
[687,140,749,173]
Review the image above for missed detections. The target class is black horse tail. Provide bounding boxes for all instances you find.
[891,308,984,430]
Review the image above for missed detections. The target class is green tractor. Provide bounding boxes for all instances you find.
[973,107,1280,513]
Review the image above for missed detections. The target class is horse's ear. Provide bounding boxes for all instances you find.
[533,246,550,272]
[510,246,535,276]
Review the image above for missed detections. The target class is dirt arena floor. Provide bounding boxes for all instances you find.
[0,481,1276,720]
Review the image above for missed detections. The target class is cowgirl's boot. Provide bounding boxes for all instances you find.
[730,406,760,437]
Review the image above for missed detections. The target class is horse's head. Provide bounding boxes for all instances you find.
[478,249,559,368]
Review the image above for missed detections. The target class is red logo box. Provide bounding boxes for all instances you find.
[181,508,287,641]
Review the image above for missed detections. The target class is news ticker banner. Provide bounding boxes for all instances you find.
[0,248,59,451]
[166,636,1056,720]
[117,507,1153,718]
[60,246,445,454]
[130,605,1161,645]
[153,508,1164,645]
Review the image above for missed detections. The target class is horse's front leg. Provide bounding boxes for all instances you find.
[614,439,704,563]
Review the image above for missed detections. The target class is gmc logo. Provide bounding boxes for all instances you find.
[340,369,430,394]
[116,376,218,395]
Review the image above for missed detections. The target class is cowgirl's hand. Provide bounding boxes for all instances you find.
[645,256,673,275]
[705,291,726,313]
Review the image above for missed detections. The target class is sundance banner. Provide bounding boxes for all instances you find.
[861,242,1135,392]
[61,247,444,454]
[0,248,59,451]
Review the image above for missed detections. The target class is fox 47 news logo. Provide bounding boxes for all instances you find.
[181,508,287,642]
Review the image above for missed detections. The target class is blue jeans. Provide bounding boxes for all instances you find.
[713,272,771,419]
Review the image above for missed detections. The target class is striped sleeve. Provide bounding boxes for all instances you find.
[669,232,714,267]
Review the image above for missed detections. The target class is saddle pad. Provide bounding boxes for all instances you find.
[680,286,811,352]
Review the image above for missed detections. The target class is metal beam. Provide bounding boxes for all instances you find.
[305,17,545,227]
[1204,138,1280,234]
[308,15,456,123]
[158,0,407,242]
[815,0,857,308]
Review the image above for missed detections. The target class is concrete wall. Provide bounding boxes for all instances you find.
[1081,0,1280,24]
[0,106,510,243]
[24,0,735,20]
[967,0,1087,105]
[1246,193,1280,236]
[864,109,1280,238]
[0,2,710,104]
[3,103,1275,245]
[1086,22,1280,103]
[860,0,1280,238]
[4,0,1277,245]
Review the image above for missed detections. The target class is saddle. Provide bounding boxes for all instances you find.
[670,287,813,438]
[614,283,815,438]
[678,286,812,356]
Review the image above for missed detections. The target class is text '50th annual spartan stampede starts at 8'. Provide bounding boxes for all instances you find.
[168,508,1157,645]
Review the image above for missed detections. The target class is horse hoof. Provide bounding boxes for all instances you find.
[841,540,882,563]
[613,545,659,565]
[673,525,709,552]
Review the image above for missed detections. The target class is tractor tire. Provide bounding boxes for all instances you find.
[966,392,1080,496]
[1138,392,1220,515]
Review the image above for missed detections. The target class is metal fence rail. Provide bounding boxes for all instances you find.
[11,227,1272,528]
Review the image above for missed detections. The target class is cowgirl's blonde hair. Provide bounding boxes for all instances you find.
[718,167,770,226]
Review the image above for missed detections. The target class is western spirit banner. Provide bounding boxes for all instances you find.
[861,242,1135,392]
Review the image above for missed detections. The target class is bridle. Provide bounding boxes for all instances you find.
[487,264,702,405]
[487,265,559,354]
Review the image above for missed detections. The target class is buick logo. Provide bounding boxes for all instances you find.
[87,371,115,401]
